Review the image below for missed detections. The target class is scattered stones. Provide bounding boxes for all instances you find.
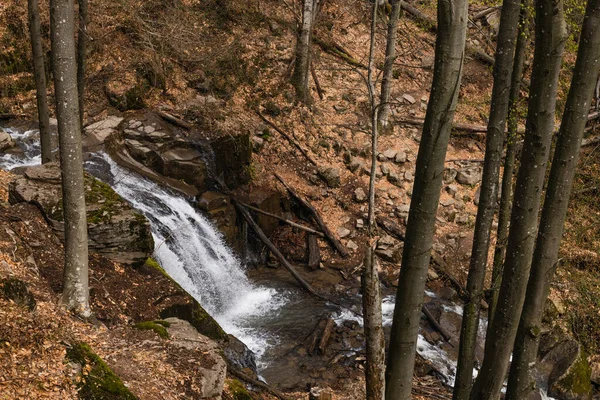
[394,151,407,164]
[456,167,483,185]
[353,187,367,203]
[337,227,351,239]
[318,166,341,188]
[402,93,416,104]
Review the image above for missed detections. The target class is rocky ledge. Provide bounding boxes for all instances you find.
[8,162,154,266]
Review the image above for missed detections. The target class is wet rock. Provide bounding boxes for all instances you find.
[318,166,341,188]
[0,128,16,151]
[163,317,227,398]
[354,187,367,203]
[8,163,154,266]
[456,167,482,185]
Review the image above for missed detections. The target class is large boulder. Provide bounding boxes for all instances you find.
[8,163,154,266]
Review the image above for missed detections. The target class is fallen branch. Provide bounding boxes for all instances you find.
[157,111,192,130]
[307,233,321,269]
[422,305,452,343]
[275,173,349,257]
[582,135,600,147]
[376,216,405,241]
[313,36,368,69]
[233,199,318,296]
[256,111,318,166]
[472,5,501,21]
[227,362,290,400]
[310,62,325,100]
[318,318,335,354]
[239,201,325,237]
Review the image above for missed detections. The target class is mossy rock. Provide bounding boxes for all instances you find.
[159,300,228,342]
[134,321,170,338]
[551,347,593,399]
[0,277,35,311]
[66,342,138,400]
[229,379,253,400]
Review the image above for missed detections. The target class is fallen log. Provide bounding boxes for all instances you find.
[472,5,501,20]
[318,318,335,354]
[275,173,349,257]
[227,362,290,400]
[256,112,318,166]
[157,111,192,130]
[422,305,452,343]
[233,199,318,296]
[376,216,405,241]
[307,233,321,269]
[310,62,325,100]
[239,201,325,238]
[313,36,368,70]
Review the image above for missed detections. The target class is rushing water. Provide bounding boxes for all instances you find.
[0,126,556,397]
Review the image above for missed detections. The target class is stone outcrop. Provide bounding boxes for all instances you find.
[8,163,154,266]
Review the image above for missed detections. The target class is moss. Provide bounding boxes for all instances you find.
[134,321,169,338]
[0,277,36,311]
[229,379,252,400]
[66,342,138,400]
[152,320,171,328]
[160,300,228,342]
[554,348,593,398]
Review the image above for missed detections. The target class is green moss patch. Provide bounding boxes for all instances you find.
[66,342,137,400]
[0,277,36,311]
[554,348,593,398]
[134,321,169,338]
[229,379,252,400]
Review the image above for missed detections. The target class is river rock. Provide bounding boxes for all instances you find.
[0,128,15,151]
[83,116,124,148]
[8,163,154,266]
[163,317,227,399]
[456,167,482,185]
[318,166,341,188]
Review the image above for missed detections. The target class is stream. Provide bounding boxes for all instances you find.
[0,125,555,398]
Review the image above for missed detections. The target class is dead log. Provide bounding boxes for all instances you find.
[313,36,368,70]
[310,62,325,100]
[239,201,325,237]
[376,216,405,241]
[472,5,501,20]
[275,173,349,257]
[157,111,192,130]
[421,305,452,343]
[227,362,290,400]
[307,234,321,269]
[256,112,318,166]
[233,200,318,296]
[318,318,335,354]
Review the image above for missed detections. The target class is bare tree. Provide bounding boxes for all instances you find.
[385,0,469,396]
[378,0,402,129]
[505,0,600,397]
[292,0,318,104]
[469,0,567,396]
[77,0,89,129]
[453,0,523,396]
[488,0,531,326]
[50,0,91,317]
[27,0,53,164]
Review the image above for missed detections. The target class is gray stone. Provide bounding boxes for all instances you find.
[456,167,483,185]
[402,94,416,104]
[251,136,264,152]
[380,163,391,176]
[404,170,414,182]
[443,168,458,183]
[0,129,16,151]
[338,227,351,238]
[354,187,367,203]
[144,125,156,133]
[445,184,459,196]
[346,240,358,251]
[356,219,364,229]
[376,244,402,263]
[394,151,407,164]
[318,166,341,188]
[440,198,455,207]
[383,149,397,159]
[347,157,364,173]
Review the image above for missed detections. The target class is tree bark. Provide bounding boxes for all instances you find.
[385,0,468,397]
[77,0,88,129]
[505,0,600,397]
[378,0,402,129]
[27,0,53,164]
[487,0,531,328]
[307,233,320,269]
[469,0,567,397]
[50,0,91,318]
[292,0,317,104]
[453,0,522,396]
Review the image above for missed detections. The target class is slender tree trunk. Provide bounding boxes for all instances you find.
[50,0,91,318]
[469,0,567,397]
[27,0,53,164]
[506,1,600,397]
[385,0,468,397]
[378,0,402,129]
[292,0,317,104]
[77,0,88,129]
[453,0,522,397]
[487,0,531,327]
[363,3,385,398]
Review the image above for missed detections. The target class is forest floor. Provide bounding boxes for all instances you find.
[1,0,599,398]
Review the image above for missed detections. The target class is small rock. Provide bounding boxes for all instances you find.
[402,93,416,104]
[0,129,16,151]
[333,104,347,113]
[356,219,364,229]
[380,163,391,176]
[456,167,483,185]
[383,149,397,159]
[388,170,401,185]
[394,151,407,163]
[445,184,459,196]
[440,198,455,207]
[421,95,428,103]
[354,187,368,203]
[404,171,414,182]
[338,227,351,238]
[346,240,358,251]
[427,269,439,280]
[347,157,364,173]
[591,359,600,385]
[318,166,341,188]
[251,136,264,152]
[377,153,387,161]
[144,125,156,134]
[443,168,458,183]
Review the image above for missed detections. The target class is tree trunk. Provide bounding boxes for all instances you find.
[385,0,468,397]
[505,0,600,397]
[469,0,567,397]
[77,0,89,129]
[487,0,531,328]
[453,0,522,396]
[27,0,53,164]
[50,0,91,318]
[292,0,317,104]
[378,0,402,129]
